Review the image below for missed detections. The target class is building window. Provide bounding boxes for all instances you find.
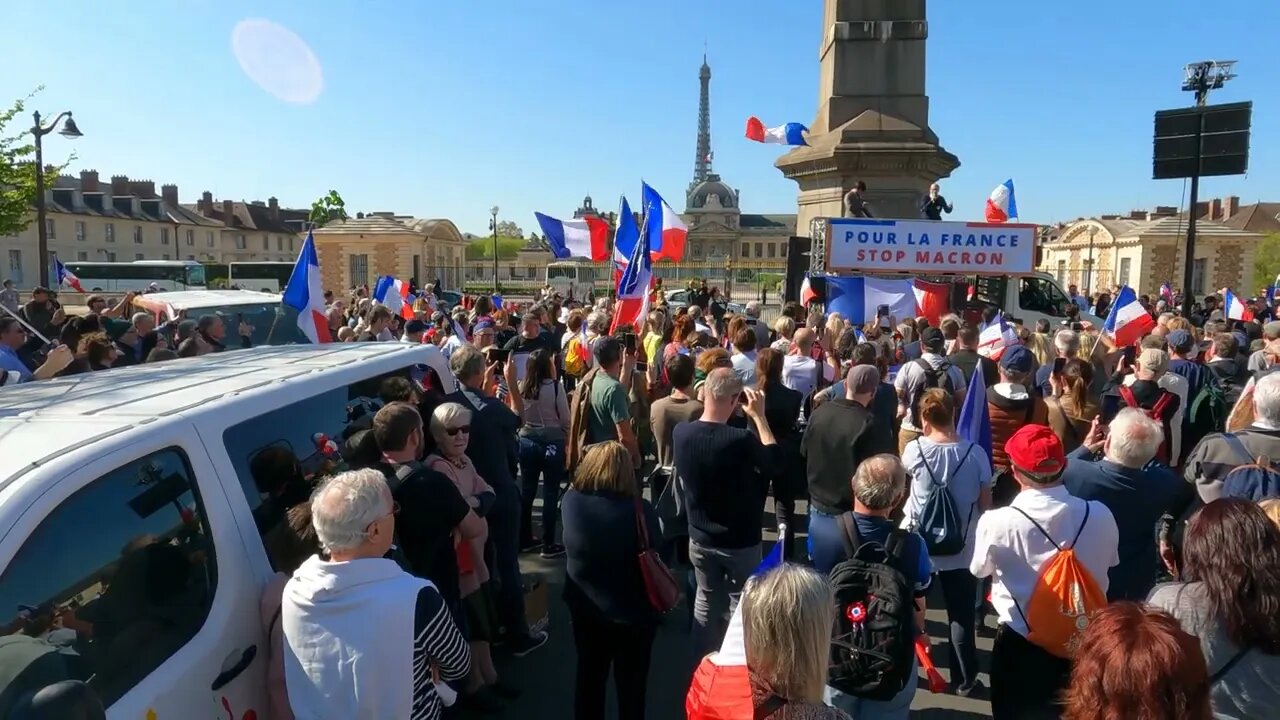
[1192,258,1207,295]
[1082,259,1093,291]
[276,236,284,251]
[349,253,369,287]
[133,225,143,243]
[75,221,86,241]
[767,243,776,258]
[45,218,55,239]
[161,228,170,245]
[1057,259,1067,285]
[206,232,215,248]
[76,251,88,261]
[104,251,116,261]
[740,243,749,258]
[187,254,195,261]
[236,234,247,250]
[0,447,217,708]
[162,254,170,260]
[754,242,763,258]
[134,253,145,261]
[186,229,195,246]
[7,249,20,272]
[104,223,115,242]
[780,243,788,257]
[262,234,269,250]
[288,236,294,252]
[1118,257,1131,288]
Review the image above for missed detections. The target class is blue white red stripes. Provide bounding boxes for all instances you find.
[281,231,332,344]
[1102,285,1156,347]
[534,212,610,262]
[611,210,653,333]
[977,311,1020,359]
[744,116,808,146]
[642,183,687,262]
[985,179,1018,223]
[54,258,84,293]
[1221,287,1254,321]
[372,276,415,320]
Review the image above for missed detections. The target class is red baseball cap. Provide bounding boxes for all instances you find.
[1005,425,1066,474]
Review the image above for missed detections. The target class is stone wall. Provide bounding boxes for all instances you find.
[1211,243,1244,293]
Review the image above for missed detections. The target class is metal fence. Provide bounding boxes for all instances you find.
[433,260,788,302]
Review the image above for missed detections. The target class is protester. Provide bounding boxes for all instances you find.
[755,348,804,558]
[281,469,471,720]
[970,425,1119,719]
[900,389,992,696]
[1044,358,1098,452]
[894,327,966,453]
[561,442,662,720]
[1185,372,1280,503]
[949,324,999,388]
[1062,409,1190,601]
[987,345,1049,503]
[729,327,758,386]
[504,310,555,384]
[567,336,640,470]
[1061,602,1212,720]
[1104,348,1183,463]
[0,317,73,382]
[516,348,569,557]
[1033,330,1079,396]
[781,328,821,399]
[1148,498,1280,718]
[260,501,321,720]
[743,565,851,720]
[674,368,777,655]
[649,354,703,468]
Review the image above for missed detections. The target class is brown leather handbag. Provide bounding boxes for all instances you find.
[634,499,679,613]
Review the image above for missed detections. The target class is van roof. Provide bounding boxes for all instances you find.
[0,343,427,489]
[133,289,282,312]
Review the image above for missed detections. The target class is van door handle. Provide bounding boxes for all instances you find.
[211,645,258,691]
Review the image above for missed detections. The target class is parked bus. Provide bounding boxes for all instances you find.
[229,261,294,293]
[62,260,207,292]
[545,260,607,300]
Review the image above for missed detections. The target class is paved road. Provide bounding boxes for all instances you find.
[491,501,995,719]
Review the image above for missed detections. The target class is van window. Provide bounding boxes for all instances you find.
[1020,276,1072,317]
[0,448,216,709]
[221,368,415,569]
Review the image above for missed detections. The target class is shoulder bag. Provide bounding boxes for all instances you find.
[634,499,679,613]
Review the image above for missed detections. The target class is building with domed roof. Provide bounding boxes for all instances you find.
[679,55,796,265]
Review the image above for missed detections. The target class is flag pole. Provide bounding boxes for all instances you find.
[0,303,52,345]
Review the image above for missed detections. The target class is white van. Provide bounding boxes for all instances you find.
[131,289,310,347]
[0,343,438,718]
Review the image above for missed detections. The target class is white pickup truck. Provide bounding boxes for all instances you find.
[0,343,435,718]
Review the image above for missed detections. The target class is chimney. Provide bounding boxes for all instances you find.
[110,175,130,197]
[269,196,280,221]
[1209,198,1222,220]
[200,191,213,215]
[1128,210,1145,220]
[128,180,156,198]
[1225,195,1240,218]
[1194,201,1210,219]
[80,170,99,192]
[161,184,179,207]
[222,199,235,227]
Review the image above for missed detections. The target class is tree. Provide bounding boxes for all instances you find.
[1254,232,1280,291]
[308,189,348,228]
[495,220,523,238]
[0,88,68,237]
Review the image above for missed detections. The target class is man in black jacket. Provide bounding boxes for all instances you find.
[920,183,954,221]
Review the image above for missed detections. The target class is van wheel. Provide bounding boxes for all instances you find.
[92,287,102,292]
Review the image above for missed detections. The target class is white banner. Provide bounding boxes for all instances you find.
[826,218,1038,275]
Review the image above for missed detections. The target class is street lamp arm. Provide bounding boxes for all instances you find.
[32,110,74,137]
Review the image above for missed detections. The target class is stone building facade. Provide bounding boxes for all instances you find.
[309,213,467,292]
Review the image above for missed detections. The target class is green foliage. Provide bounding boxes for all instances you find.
[466,236,526,260]
[0,87,73,237]
[495,220,523,238]
[308,189,348,228]
[1254,233,1280,291]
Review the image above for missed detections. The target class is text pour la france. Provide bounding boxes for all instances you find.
[840,229,1022,267]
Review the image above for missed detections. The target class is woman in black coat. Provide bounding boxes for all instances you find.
[755,348,803,559]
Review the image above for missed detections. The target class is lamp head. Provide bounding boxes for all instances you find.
[58,115,83,139]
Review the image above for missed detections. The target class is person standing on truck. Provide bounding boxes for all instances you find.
[920,183,953,221]
[843,181,873,219]
[894,327,967,454]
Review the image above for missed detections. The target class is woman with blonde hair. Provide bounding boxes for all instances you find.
[743,564,850,719]
[1046,358,1100,452]
[771,315,797,354]
[1024,330,1053,369]
[1261,497,1280,530]
[561,441,661,720]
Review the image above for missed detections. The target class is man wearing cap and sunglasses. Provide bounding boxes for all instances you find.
[970,424,1119,719]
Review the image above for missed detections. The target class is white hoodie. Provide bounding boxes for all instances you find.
[282,555,428,719]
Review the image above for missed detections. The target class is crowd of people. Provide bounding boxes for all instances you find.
[6,274,1280,720]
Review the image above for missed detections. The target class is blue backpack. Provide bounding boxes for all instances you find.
[910,441,976,557]
[1220,433,1280,502]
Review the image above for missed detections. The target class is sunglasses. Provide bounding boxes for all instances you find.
[445,426,471,436]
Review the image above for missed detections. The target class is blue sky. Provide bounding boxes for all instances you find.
[4,0,1277,237]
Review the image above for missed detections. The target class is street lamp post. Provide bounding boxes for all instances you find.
[488,206,499,295]
[31,110,83,287]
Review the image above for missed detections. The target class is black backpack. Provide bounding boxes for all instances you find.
[911,441,976,557]
[909,358,955,428]
[828,515,916,701]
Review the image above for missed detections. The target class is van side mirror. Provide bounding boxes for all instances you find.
[10,680,105,720]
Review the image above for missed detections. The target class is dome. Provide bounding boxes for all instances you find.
[688,175,738,210]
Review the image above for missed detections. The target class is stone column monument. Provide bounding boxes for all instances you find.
[777,0,960,235]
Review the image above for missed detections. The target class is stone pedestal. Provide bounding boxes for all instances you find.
[778,0,960,238]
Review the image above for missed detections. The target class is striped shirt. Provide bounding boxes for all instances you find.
[411,586,471,719]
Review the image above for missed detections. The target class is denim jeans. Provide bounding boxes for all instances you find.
[936,568,980,691]
[518,435,565,546]
[807,507,846,575]
[688,541,760,657]
[824,656,917,720]
[487,482,530,639]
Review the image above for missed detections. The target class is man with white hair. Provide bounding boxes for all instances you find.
[1062,409,1189,601]
[1033,329,1079,397]
[1185,371,1280,502]
[282,469,471,720]
[687,304,711,335]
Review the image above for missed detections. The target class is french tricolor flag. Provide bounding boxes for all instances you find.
[978,311,1020,359]
[800,273,817,307]
[642,182,687,262]
[373,275,416,320]
[1221,287,1254,322]
[985,179,1018,223]
[1103,285,1157,347]
[744,116,808,146]
[610,209,652,333]
[686,531,786,720]
[54,257,84,293]
[282,231,332,344]
[534,212,609,262]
